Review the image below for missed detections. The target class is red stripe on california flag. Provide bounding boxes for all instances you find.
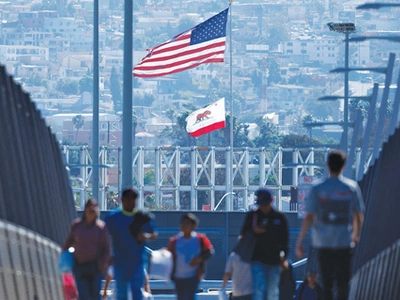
[188,121,226,137]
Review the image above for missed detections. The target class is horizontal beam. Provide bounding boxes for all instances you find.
[303,122,354,128]
[319,95,372,101]
[348,36,400,43]
[357,3,400,10]
[330,67,387,74]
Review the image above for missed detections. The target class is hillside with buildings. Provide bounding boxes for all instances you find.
[0,0,398,147]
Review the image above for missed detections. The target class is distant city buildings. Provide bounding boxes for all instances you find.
[0,0,397,146]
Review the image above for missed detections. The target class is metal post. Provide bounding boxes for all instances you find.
[228,3,234,209]
[210,147,216,210]
[388,64,400,137]
[155,147,161,208]
[92,0,99,205]
[357,83,378,181]
[343,32,350,155]
[191,147,197,210]
[371,53,395,163]
[344,110,362,178]
[122,0,133,189]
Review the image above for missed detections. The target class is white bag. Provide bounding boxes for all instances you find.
[148,249,173,280]
[218,289,228,300]
[142,289,154,300]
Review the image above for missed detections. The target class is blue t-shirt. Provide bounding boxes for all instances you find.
[105,208,156,268]
[306,175,365,248]
[174,232,201,279]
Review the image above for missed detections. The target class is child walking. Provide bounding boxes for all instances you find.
[167,213,214,300]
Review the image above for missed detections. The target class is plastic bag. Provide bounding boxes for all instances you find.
[148,249,173,280]
[218,289,228,300]
[142,289,154,300]
[62,272,79,300]
[59,248,74,273]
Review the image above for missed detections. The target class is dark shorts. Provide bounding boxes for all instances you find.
[232,293,252,300]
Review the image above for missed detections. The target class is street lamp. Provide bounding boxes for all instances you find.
[357,2,400,10]
[214,192,236,211]
[327,22,356,155]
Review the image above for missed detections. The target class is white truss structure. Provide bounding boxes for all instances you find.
[63,146,361,211]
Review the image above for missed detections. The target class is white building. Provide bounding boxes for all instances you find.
[281,36,338,66]
[0,45,49,61]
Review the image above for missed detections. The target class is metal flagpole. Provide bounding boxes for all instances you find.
[228,0,234,211]
[92,0,100,206]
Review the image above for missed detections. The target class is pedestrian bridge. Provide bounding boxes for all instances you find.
[1,55,400,299]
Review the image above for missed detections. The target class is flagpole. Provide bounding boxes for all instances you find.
[228,0,234,211]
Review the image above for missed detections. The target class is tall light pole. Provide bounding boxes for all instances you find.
[327,22,356,154]
[122,0,133,190]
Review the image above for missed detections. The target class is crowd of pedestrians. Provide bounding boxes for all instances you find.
[62,150,364,300]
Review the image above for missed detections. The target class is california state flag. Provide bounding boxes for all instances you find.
[186,98,226,137]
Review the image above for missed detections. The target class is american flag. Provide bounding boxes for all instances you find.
[133,8,229,78]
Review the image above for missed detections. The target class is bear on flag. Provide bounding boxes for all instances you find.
[186,98,226,137]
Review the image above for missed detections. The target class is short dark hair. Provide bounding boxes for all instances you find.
[327,150,347,173]
[180,213,199,226]
[122,188,138,199]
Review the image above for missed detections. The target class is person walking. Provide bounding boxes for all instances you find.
[167,213,214,300]
[63,199,111,300]
[295,150,365,300]
[239,188,289,300]
[104,188,157,300]
[221,250,253,300]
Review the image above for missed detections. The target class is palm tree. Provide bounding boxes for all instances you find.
[72,115,85,141]
[302,114,314,139]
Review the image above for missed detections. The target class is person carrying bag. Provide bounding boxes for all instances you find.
[63,199,111,300]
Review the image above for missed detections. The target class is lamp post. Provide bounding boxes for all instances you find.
[327,22,356,155]
[357,2,400,10]
[214,192,236,211]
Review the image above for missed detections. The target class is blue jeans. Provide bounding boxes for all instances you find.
[73,268,102,300]
[114,264,145,300]
[251,262,280,300]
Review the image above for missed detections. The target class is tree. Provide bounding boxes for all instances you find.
[79,76,93,93]
[110,67,122,111]
[72,115,85,140]
[253,116,281,148]
[165,108,176,123]
[159,110,192,146]
[57,79,79,95]
[302,114,314,139]
[136,93,155,107]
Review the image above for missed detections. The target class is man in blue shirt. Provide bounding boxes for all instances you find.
[105,188,157,300]
[296,150,365,300]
